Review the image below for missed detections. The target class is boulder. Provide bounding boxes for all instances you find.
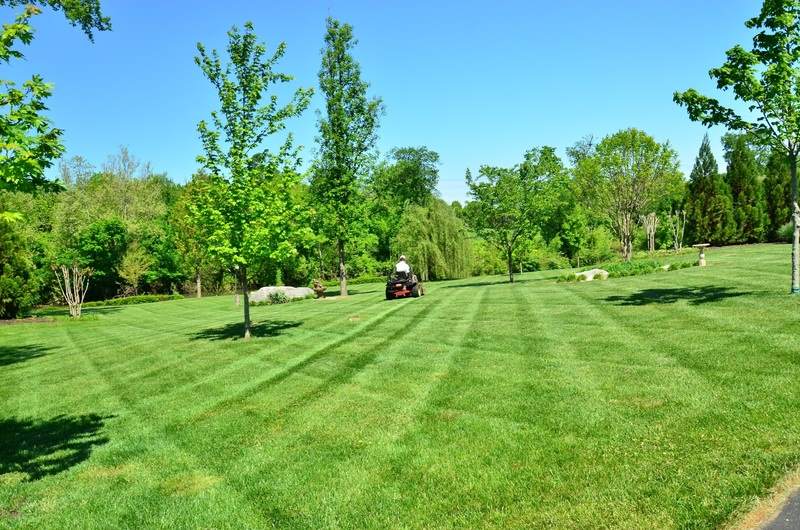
[576,268,608,282]
[250,286,314,303]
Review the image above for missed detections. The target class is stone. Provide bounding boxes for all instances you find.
[250,286,314,303]
[577,268,608,282]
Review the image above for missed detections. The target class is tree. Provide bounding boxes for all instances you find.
[0,215,39,318]
[375,146,440,205]
[118,242,152,295]
[0,1,109,199]
[172,174,213,298]
[393,199,472,281]
[194,22,313,339]
[684,135,736,245]
[723,134,768,242]
[575,129,681,261]
[674,0,800,292]
[76,218,127,300]
[312,17,381,297]
[464,147,557,282]
[764,148,792,240]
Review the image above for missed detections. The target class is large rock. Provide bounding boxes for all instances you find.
[576,268,608,282]
[250,286,314,303]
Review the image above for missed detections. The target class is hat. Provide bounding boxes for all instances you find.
[399,255,406,261]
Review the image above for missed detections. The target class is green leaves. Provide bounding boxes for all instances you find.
[194,22,313,273]
[674,0,800,154]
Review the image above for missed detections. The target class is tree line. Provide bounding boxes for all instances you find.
[3,0,800,337]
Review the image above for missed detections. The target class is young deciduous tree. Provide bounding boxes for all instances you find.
[674,0,800,292]
[172,174,212,298]
[312,18,381,297]
[194,22,313,339]
[465,147,560,282]
[575,129,681,261]
[684,135,736,245]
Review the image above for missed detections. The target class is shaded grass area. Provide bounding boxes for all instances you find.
[1,244,799,528]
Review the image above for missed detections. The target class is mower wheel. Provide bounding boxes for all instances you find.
[411,284,420,297]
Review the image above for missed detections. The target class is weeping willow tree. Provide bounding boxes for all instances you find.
[393,199,472,281]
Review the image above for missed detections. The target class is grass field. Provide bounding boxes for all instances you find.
[1,244,799,528]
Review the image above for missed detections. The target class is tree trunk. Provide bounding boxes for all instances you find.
[338,239,348,296]
[241,267,251,340]
[507,249,514,283]
[195,269,202,298]
[791,155,799,294]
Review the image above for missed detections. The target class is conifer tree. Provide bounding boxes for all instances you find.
[684,135,736,245]
[764,149,792,240]
[723,135,768,242]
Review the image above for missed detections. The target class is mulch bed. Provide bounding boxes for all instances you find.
[0,317,55,326]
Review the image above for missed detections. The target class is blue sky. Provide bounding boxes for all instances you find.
[5,0,759,202]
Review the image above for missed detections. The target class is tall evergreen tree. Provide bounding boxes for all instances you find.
[684,135,736,245]
[723,135,768,242]
[764,149,792,240]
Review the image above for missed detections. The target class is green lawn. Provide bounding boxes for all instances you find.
[2,244,799,528]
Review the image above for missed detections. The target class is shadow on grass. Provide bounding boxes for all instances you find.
[0,344,53,367]
[189,319,303,341]
[0,414,111,480]
[441,277,546,289]
[33,305,123,318]
[604,286,750,306]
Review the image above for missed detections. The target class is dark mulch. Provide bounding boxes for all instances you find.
[0,317,55,326]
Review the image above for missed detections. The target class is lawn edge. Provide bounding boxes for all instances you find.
[727,467,800,529]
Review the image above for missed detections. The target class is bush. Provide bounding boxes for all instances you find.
[778,222,793,243]
[82,294,183,308]
[556,259,696,283]
[269,291,289,304]
[0,219,40,319]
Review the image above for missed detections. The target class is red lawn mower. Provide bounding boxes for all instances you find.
[385,271,424,300]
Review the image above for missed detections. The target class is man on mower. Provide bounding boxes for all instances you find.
[395,255,411,276]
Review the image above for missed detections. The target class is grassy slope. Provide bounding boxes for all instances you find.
[1,244,799,529]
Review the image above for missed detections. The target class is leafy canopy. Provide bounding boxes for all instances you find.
[674,0,800,155]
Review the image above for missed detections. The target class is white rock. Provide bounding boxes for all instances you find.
[250,286,314,303]
[576,268,609,282]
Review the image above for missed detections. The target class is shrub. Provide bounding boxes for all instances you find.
[269,291,289,304]
[778,222,793,243]
[82,294,183,308]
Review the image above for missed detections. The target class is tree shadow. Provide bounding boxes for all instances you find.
[604,286,750,306]
[0,344,53,367]
[441,277,545,289]
[0,414,112,480]
[189,319,303,341]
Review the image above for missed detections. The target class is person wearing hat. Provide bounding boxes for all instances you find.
[395,255,411,274]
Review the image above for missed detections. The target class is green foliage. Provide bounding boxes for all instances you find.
[194,22,313,336]
[393,199,471,281]
[81,293,182,308]
[75,217,127,300]
[574,129,682,261]
[556,258,696,282]
[0,217,39,317]
[779,221,794,242]
[269,291,289,304]
[684,135,736,245]
[764,149,792,240]
[0,0,110,40]
[465,146,562,282]
[118,242,152,295]
[312,17,382,295]
[0,1,109,196]
[723,134,768,242]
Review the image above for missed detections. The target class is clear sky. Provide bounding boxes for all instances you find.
[5,0,760,202]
